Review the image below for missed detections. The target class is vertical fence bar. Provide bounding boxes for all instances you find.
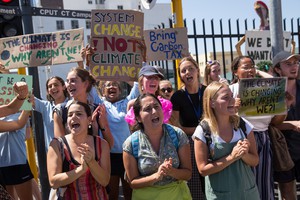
[291,18,294,41]
[202,19,208,61]
[211,19,216,59]
[193,19,199,64]
[219,19,226,78]
[245,19,248,31]
[228,19,234,62]
[236,19,241,41]
[298,18,300,54]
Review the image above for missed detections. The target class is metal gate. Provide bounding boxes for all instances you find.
[153,18,300,86]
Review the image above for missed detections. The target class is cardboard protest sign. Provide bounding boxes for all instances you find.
[0,28,84,69]
[238,77,287,116]
[143,27,189,61]
[0,74,32,110]
[245,30,291,63]
[90,10,144,81]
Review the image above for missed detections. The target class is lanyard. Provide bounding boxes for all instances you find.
[184,88,201,119]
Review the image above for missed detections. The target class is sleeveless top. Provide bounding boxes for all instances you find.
[61,136,108,200]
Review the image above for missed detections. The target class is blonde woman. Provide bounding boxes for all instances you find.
[193,81,259,199]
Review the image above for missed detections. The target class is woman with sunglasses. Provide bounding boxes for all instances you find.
[204,60,228,86]
[159,80,174,100]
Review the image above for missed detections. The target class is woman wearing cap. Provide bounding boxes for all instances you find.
[230,55,287,200]
[126,64,172,131]
[203,60,228,86]
[170,56,206,199]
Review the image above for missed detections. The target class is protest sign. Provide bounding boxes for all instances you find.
[143,27,189,61]
[0,74,32,110]
[245,30,291,63]
[0,28,84,69]
[90,10,144,81]
[238,77,287,116]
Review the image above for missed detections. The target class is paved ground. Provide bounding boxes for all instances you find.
[117,182,300,200]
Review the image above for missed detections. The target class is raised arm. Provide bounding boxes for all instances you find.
[0,82,28,117]
[92,105,114,149]
[0,110,30,132]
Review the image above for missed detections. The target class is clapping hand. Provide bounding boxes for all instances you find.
[231,139,250,160]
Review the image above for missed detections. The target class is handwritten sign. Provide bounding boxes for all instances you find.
[90,10,144,81]
[245,30,291,63]
[0,74,32,110]
[0,28,84,69]
[144,27,189,61]
[238,77,287,116]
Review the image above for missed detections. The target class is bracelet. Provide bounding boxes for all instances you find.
[17,95,27,100]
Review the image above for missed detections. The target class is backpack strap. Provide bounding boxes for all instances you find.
[199,120,213,161]
[239,117,247,138]
[94,136,102,161]
[164,124,179,150]
[234,117,247,138]
[131,125,180,159]
[53,137,65,162]
[60,102,68,127]
[131,131,140,159]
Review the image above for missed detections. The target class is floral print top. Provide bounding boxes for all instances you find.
[123,124,189,186]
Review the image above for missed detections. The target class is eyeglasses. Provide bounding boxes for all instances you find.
[207,60,220,66]
[161,87,173,93]
[281,61,300,67]
[240,65,255,71]
[105,82,119,88]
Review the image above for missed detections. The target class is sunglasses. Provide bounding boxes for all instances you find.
[161,87,173,93]
[105,82,119,88]
[207,60,220,65]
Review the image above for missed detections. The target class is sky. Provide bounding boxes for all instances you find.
[156,0,300,23]
[154,0,300,55]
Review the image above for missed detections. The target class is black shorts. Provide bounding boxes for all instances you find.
[110,153,125,177]
[274,159,300,183]
[0,162,33,185]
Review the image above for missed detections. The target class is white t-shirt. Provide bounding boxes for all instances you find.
[192,117,254,148]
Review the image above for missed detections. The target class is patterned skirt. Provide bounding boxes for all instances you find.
[253,130,274,200]
[188,136,206,200]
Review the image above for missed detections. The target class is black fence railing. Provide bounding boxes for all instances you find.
[152,18,300,84]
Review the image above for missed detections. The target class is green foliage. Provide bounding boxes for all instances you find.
[256,61,272,72]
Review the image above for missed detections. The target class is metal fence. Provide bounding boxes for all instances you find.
[153,18,300,85]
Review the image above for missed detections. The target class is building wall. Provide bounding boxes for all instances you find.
[193,51,239,82]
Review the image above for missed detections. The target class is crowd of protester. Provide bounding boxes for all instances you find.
[1,49,300,200]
